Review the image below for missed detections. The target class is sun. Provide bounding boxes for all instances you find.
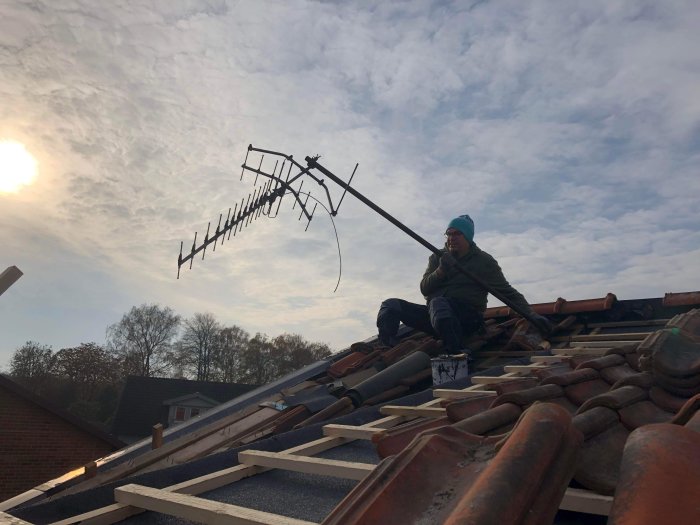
[0,140,38,193]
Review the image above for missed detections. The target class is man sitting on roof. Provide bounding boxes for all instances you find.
[377,214,547,356]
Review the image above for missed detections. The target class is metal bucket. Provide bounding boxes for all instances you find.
[431,354,469,386]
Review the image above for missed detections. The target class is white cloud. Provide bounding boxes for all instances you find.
[1,0,700,368]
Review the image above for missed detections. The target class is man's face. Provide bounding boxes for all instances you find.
[445,228,470,256]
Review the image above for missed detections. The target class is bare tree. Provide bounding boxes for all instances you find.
[238,333,280,385]
[179,312,220,381]
[211,325,249,382]
[106,304,180,377]
[9,341,55,392]
[54,343,119,401]
[272,333,332,377]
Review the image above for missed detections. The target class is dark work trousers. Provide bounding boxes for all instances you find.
[376,296,483,354]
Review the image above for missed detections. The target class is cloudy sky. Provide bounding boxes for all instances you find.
[1,0,699,370]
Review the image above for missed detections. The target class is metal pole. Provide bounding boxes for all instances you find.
[306,156,547,333]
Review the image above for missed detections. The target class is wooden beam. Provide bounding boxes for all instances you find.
[551,332,648,342]
[49,438,348,525]
[114,484,317,525]
[469,373,522,385]
[432,389,497,400]
[0,490,45,513]
[502,365,546,374]
[0,265,23,297]
[151,424,164,450]
[530,355,572,364]
[552,348,609,356]
[238,451,374,481]
[379,406,446,418]
[587,319,668,328]
[560,488,613,516]
[322,424,384,440]
[569,341,638,348]
[0,511,35,525]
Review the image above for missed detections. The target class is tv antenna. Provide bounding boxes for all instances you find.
[178,145,549,333]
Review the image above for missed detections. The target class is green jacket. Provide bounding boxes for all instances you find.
[419,243,535,315]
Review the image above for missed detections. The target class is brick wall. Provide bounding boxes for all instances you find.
[0,386,117,502]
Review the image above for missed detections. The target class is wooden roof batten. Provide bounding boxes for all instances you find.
[42,335,636,525]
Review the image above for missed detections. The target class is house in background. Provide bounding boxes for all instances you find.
[110,376,258,443]
[0,374,124,502]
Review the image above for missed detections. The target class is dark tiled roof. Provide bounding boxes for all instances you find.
[111,376,258,441]
[0,374,124,449]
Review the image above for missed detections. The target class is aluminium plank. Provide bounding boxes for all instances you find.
[238,451,374,481]
[114,484,317,525]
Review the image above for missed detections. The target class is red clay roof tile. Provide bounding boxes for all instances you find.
[648,385,689,413]
[663,291,700,307]
[618,400,673,430]
[668,392,700,426]
[444,403,582,525]
[542,367,601,387]
[563,378,612,406]
[452,402,522,435]
[445,393,499,422]
[491,384,564,408]
[575,353,626,371]
[607,423,700,525]
[576,385,647,414]
[571,406,619,440]
[573,422,629,495]
[373,417,450,459]
[600,364,639,385]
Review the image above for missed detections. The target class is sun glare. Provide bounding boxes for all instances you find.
[0,140,38,193]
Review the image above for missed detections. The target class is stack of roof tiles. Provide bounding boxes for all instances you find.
[331,309,700,523]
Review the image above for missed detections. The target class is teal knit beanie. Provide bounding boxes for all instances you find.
[447,215,474,242]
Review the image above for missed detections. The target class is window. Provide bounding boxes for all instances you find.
[190,408,200,417]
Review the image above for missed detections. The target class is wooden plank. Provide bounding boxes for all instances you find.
[587,319,668,328]
[569,341,638,348]
[530,355,572,363]
[432,389,497,400]
[0,265,23,297]
[0,511,35,524]
[469,375,524,385]
[379,406,446,418]
[473,350,539,358]
[552,348,609,356]
[59,404,278,497]
[560,488,613,516]
[322,424,384,440]
[238,451,374,481]
[114,484,317,525]
[50,504,139,525]
[503,365,546,374]
[551,332,648,342]
[50,438,348,524]
[0,490,45,512]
